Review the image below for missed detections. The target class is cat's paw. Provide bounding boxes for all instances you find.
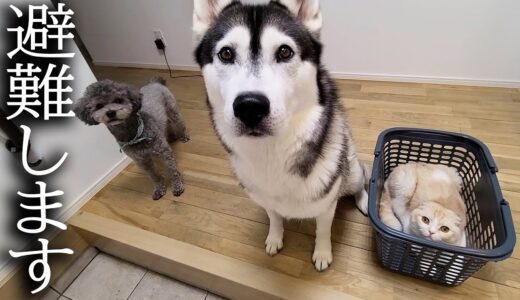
[312,248,333,272]
[385,218,403,231]
[265,235,283,256]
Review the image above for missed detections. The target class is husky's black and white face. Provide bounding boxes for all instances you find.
[194,0,323,139]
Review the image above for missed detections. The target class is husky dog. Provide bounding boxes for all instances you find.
[193,0,368,271]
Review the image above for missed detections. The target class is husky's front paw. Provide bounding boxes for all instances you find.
[152,184,167,200]
[355,189,369,215]
[265,235,283,256]
[312,248,333,272]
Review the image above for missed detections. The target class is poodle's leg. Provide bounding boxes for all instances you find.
[167,113,190,143]
[158,141,184,197]
[177,117,190,143]
[167,118,189,143]
[135,159,166,200]
[165,100,189,143]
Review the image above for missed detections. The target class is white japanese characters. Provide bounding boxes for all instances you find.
[6,3,76,295]
[7,63,74,120]
[9,239,73,294]
[7,4,75,58]
[21,125,68,176]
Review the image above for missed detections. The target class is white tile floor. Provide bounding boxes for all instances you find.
[41,248,227,300]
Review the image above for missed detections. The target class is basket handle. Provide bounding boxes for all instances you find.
[500,199,516,252]
[476,139,499,173]
[373,128,391,157]
[482,199,518,261]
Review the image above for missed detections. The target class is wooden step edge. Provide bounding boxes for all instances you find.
[68,211,359,300]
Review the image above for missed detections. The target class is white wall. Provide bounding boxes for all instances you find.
[320,1,520,86]
[64,0,196,69]
[0,0,128,277]
[66,0,520,87]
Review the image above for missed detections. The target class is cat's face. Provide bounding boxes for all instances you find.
[410,202,465,245]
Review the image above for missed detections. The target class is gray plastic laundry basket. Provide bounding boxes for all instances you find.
[368,128,516,286]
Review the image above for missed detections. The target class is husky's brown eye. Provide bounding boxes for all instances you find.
[422,216,430,224]
[114,98,124,104]
[277,45,294,62]
[440,226,450,233]
[218,47,235,63]
[95,103,104,110]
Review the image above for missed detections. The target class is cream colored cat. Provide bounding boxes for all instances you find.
[379,162,467,247]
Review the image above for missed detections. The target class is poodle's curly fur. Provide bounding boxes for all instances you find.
[74,77,189,200]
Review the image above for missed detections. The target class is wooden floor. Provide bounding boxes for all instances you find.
[83,66,520,299]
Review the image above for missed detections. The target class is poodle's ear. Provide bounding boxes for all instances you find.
[126,85,142,113]
[73,97,99,125]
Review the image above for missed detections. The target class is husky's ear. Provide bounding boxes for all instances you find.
[277,0,322,33]
[193,0,234,39]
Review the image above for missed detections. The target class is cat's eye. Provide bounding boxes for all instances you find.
[218,47,235,64]
[95,103,104,110]
[440,226,450,233]
[114,98,124,104]
[277,45,294,62]
[421,216,430,224]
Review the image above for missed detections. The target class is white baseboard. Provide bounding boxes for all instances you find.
[58,156,132,223]
[328,72,520,88]
[93,61,200,72]
[92,61,520,88]
[0,156,132,280]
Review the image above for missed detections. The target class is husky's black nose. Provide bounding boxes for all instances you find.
[233,93,270,128]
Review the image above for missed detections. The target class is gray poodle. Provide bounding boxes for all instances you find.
[74,77,189,200]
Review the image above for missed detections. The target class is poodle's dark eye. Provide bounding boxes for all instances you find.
[95,103,104,110]
[218,47,235,64]
[276,45,294,62]
[114,98,124,104]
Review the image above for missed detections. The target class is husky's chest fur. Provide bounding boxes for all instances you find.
[229,104,347,219]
